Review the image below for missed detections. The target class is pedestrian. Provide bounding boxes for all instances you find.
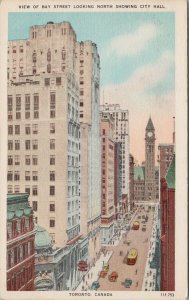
[135,269,138,275]
[136,281,138,287]
[82,285,84,290]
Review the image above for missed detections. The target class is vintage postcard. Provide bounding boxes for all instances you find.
[0,0,187,299]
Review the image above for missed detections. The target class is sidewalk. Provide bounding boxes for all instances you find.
[76,250,113,290]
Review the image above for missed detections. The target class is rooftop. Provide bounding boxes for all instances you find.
[146,117,155,131]
[166,154,175,189]
[134,166,145,181]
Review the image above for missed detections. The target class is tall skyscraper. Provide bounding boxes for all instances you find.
[145,117,156,201]
[7,21,101,289]
[100,104,130,213]
[75,41,101,265]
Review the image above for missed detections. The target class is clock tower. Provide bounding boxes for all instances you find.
[145,117,156,201]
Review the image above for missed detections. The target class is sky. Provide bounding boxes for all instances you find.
[9,12,175,163]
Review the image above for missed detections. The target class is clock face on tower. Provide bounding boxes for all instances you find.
[147,131,153,137]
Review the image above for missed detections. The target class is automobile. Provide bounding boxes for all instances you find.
[141,220,146,224]
[133,221,140,230]
[125,224,131,230]
[142,227,146,232]
[90,281,100,290]
[138,216,141,219]
[122,278,132,288]
[103,263,109,272]
[99,270,108,278]
[108,271,118,282]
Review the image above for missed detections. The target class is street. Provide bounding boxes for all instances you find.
[98,206,155,291]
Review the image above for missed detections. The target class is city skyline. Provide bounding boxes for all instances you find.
[8,12,175,163]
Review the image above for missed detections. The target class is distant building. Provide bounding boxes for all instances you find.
[129,154,135,209]
[114,142,122,220]
[158,144,174,179]
[134,166,145,202]
[145,117,156,201]
[100,103,130,212]
[100,111,115,244]
[160,154,175,291]
[155,167,159,201]
[7,193,35,291]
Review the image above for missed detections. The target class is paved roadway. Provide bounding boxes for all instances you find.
[98,207,155,291]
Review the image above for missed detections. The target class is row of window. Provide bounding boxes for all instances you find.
[7,240,34,269]
[7,216,33,240]
[32,201,55,212]
[8,123,55,135]
[8,111,39,120]
[8,139,56,151]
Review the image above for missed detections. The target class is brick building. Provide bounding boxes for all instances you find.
[114,142,122,220]
[100,111,115,244]
[158,144,174,179]
[7,193,35,291]
[160,154,175,291]
[129,154,135,209]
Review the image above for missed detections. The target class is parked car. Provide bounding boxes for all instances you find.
[99,270,108,278]
[122,278,132,288]
[90,281,100,290]
[108,271,118,282]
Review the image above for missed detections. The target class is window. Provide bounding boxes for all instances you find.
[32,171,38,181]
[16,112,21,120]
[32,155,38,165]
[14,185,20,193]
[50,186,55,195]
[15,125,20,135]
[8,140,13,150]
[25,111,30,119]
[50,203,55,211]
[25,140,30,150]
[80,90,84,96]
[50,155,55,165]
[25,171,30,181]
[50,219,55,227]
[15,140,20,150]
[45,78,50,86]
[80,113,83,118]
[25,186,30,195]
[32,140,38,150]
[34,111,39,119]
[50,111,56,118]
[32,124,38,134]
[32,51,37,63]
[56,77,61,85]
[14,171,20,181]
[8,96,13,111]
[16,95,21,111]
[25,155,30,165]
[15,155,20,165]
[8,185,13,194]
[50,123,55,133]
[80,102,83,107]
[32,186,38,196]
[50,139,55,150]
[47,64,51,73]
[34,94,39,110]
[50,93,56,107]
[25,95,30,110]
[8,125,13,135]
[25,125,30,135]
[50,171,55,181]
[7,171,13,181]
[32,201,38,211]
[47,49,51,61]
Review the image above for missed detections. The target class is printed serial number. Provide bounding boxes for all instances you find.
[161,293,175,297]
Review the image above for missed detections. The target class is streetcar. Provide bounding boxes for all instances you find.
[127,248,138,265]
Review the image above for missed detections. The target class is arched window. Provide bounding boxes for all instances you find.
[47,64,51,73]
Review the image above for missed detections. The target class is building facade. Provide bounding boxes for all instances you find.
[100,112,115,244]
[7,193,35,291]
[134,166,145,202]
[34,225,88,291]
[129,154,135,209]
[7,21,101,289]
[145,117,156,201]
[158,144,174,180]
[75,41,101,266]
[160,155,175,291]
[100,103,130,213]
[114,142,122,220]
